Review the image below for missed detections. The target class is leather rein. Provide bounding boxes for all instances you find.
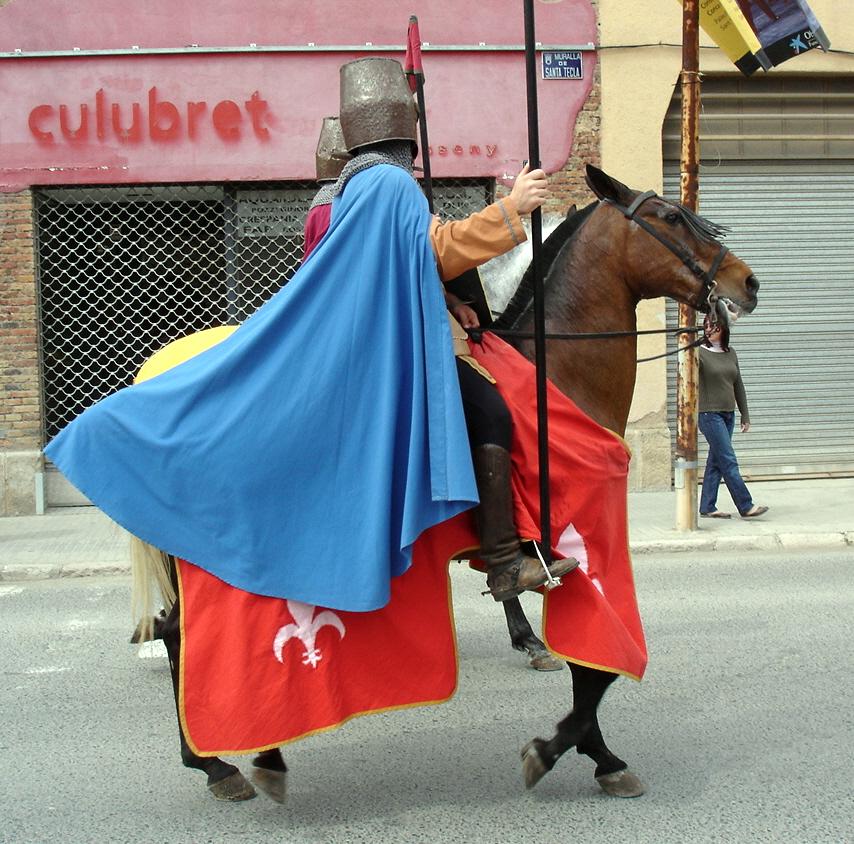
[480,191,724,363]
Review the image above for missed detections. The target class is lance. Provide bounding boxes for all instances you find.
[523,0,553,565]
[406,20,492,325]
[405,15,434,212]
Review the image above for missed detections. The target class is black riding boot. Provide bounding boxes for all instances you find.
[473,444,578,602]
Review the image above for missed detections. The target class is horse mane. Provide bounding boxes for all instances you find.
[673,202,730,243]
[493,200,598,330]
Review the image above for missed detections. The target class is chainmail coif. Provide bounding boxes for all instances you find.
[332,141,415,198]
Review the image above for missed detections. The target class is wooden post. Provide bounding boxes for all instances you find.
[675,0,700,531]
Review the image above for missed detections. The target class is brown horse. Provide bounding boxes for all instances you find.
[492,164,758,793]
[133,164,759,801]
[486,164,758,676]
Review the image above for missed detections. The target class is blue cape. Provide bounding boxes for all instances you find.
[45,165,478,611]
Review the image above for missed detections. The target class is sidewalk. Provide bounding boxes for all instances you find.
[1,478,852,582]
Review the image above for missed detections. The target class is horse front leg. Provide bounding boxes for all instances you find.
[575,713,644,797]
[161,600,257,801]
[521,663,645,797]
[502,596,563,671]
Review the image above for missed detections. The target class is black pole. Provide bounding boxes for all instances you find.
[523,0,552,563]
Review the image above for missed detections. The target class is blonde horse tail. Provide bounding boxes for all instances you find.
[130,535,177,644]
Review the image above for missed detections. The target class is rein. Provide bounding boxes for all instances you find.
[470,325,708,364]
[481,189,727,362]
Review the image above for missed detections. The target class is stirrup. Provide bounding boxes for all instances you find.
[484,550,579,602]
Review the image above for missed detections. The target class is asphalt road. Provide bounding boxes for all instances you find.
[1,550,852,844]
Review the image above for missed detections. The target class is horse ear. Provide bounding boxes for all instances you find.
[564,204,577,220]
[585,165,634,205]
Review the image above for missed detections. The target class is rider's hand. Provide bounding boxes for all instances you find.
[452,302,480,329]
[741,421,751,433]
[509,162,548,215]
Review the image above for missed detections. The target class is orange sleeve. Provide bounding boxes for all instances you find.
[429,198,527,282]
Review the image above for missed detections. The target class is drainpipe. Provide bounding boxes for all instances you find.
[675,0,700,531]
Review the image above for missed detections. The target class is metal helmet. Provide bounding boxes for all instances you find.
[339,57,418,153]
[315,116,351,182]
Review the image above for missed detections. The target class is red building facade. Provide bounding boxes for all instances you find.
[0,0,600,513]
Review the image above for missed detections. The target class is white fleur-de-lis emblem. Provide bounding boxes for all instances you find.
[273,601,346,668]
[557,523,604,596]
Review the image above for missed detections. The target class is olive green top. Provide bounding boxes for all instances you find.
[698,346,750,423]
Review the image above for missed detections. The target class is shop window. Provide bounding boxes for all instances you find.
[36,178,493,440]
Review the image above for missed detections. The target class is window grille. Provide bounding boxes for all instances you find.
[35,178,493,441]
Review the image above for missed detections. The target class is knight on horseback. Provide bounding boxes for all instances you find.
[325,57,578,601]
[303,115,351,259]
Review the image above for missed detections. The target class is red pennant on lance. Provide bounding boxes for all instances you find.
[178,335,647,755]
[404,16,423,93]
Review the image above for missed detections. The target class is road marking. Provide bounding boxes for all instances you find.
[25,665,71,674]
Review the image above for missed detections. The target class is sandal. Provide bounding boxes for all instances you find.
[700,511,731,519]
[740,505,768,518]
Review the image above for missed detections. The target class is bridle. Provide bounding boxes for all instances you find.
[479,190,732,361]
[605,191,729,313]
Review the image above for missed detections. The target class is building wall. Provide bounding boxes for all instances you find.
[15,3,851,508]
[0,189,41,514]
[496,54,601,212]
[0,6,669,511]
[1,0,603,514]
[546,55,602,213]
[598,0,853,490]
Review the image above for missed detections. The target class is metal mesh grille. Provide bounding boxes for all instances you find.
[36,178,493,440]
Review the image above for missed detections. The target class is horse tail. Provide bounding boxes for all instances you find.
[130,535,177,643]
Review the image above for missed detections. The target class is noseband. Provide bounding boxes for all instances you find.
[606,191,728,312]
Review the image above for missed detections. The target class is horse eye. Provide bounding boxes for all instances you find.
[664,211,680,225]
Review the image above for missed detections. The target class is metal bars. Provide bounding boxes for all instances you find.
[36,177,493,441]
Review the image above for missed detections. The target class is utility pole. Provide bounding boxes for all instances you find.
[675,0,700,531]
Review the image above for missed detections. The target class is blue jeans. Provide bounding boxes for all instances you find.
[698,411,754,515]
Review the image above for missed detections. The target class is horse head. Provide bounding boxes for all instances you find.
[584,165,759,320]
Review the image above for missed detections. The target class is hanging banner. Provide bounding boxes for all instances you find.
[680,0,830,76]
[680,0,770,75]
[734,0,830,70]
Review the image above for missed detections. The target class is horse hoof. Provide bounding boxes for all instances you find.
[529,651,564,672]
[521,739,550,789]
[596,769,646,798]
[251,766,287,804]
[208,770,257,801]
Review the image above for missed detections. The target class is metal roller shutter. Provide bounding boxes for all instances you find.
[664,77,854,479]
[664,163,854,479]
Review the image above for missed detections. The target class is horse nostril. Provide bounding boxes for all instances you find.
[746,275,759,293]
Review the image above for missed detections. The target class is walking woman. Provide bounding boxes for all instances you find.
[698,315,768,519]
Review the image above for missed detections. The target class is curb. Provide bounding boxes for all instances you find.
[629,531,853,556]
[0,562,131,582]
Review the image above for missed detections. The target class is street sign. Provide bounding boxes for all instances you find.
[541,50,583,80]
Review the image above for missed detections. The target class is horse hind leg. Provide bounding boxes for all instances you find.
[521,663,644,797]
[250,748,288,804]
[129,608,167,644]
[160,600,257,801]
[502,597,563,672]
